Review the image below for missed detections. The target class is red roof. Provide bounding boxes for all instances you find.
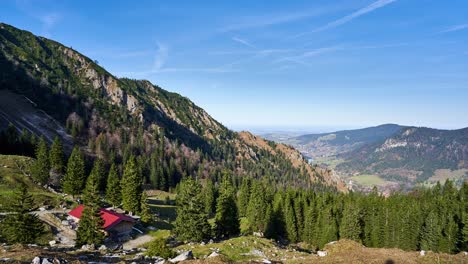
[69,205,136,231]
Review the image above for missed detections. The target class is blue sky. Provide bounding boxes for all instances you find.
[1,0,467,131]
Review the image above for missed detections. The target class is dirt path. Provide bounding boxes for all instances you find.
[123,234,154,250]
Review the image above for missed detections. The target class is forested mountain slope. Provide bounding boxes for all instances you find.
[290,124,405,158]
[0,23,343,191]
[337,126,468,184]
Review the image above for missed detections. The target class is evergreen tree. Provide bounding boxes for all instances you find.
[304,203,318,246]
[75,206,105,246]
[0,183,44,244]
[63,146,86,196]
[76,169,105,246]
[284,193,298,242]
[31,136,50,185]
[49,136,64,174]
[237,177,250,217]
[214,177,240,238]
[106,163,121,207]
[420,210,442,251]
[174,177,211,241]
[246,181,268,233]
[339,201,362,242]
[140,192,153,223]
[204,179,216,217]
[90,158,106,192]
[121,155,142,213]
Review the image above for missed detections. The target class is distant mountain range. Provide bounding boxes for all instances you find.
[264,124,468,191]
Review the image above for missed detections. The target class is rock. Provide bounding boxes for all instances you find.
[253,232,264,237]
[262,259,272,264]
[0,258,11,262]
[32,257,41,264]
[420,250,426,256]
[81,244,95,251]
[99,245,107,251]
[250,249,265,257]
[208,252,219,258]
[208,239,214,244]
[41,258,53,264]
[49,240,57,247]
[148,226,157,230]
[200,241,206,246]
[317,251,327,257]
[154,258,166,264]
[326,241,337,246]
[39,207,46,211]
[169,251,193,263]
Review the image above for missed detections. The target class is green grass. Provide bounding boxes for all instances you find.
[313,157,345,169]
[147,193,177,230]
[0,155,63,210]
[349,174,387,187]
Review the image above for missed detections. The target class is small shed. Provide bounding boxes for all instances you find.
[69,205,136,237]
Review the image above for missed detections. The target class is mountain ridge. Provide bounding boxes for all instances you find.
[0,22,344,191]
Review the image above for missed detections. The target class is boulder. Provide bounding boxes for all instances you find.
[49,240,57,247]
[41,258,53,264]
[250,249,265,257]
[262,259,272,264]
[317,251,328,257]
[99,245,108,251]
[208,252,219,258]
[32,257,41,264]
[420,250,426,256]
[154,257,166,264]
[169,251,193,263]
[253,232,264,237]
[81,244,95,251]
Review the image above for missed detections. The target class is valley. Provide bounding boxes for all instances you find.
[0,18,467,264]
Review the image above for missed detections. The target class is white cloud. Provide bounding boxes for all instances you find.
[438,24,468,34]
[220,9,327,32]
[275,46,340,66]
[231,37,256,48]
[294,0,397,38]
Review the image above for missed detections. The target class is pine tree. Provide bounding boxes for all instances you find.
[339,201,362,242]
[140,192,153,224]
[0,183,44,244]
[49,136,64,174]
[304,203,318,247]
[31,136,50,185]
[284,193,298,243]
[420,210,442,251]
[317,205,338,248]
[174,177,211,241]
[246,181,268,233]
[214,177,240,238]
[204,179,216,217]
[63,146,86,196]
[121,155,142,213]
[90,158,106,192]
[76,169,105,246]
[106,163,121,207]
[75,206,105,246]
[237,177,250,217]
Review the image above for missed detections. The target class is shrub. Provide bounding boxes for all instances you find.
[146,238,175,259]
